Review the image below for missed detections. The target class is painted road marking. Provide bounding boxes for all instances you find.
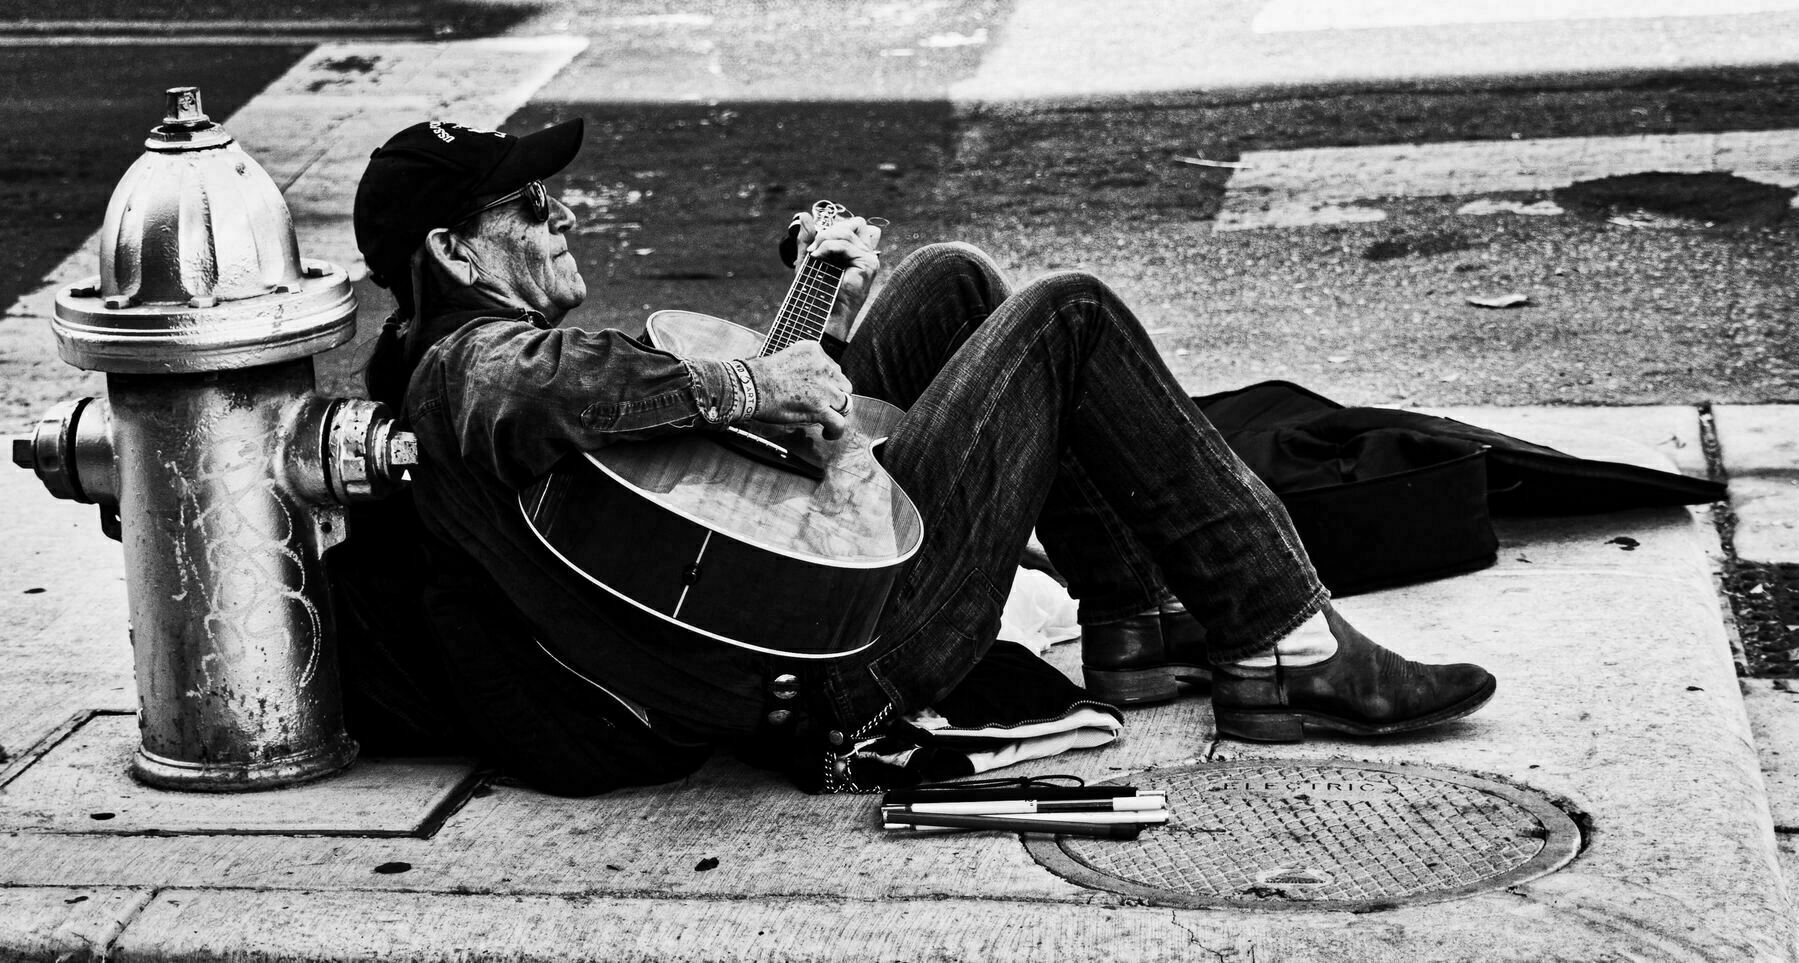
[1216,129,1799,231]
[954,0,1799,101]
[1253,0,1799,33]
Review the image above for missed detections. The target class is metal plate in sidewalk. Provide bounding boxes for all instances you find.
[1025,760,1581,911]
[0,711,480,837]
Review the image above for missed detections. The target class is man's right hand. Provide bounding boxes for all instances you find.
[742,342,854,439]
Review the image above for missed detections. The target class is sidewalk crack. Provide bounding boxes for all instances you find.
[95,886,158,963]
[1699,402,1752,676]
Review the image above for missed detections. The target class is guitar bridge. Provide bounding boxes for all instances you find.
[712,426,827,481]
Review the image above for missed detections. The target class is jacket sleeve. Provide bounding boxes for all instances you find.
[415,320,743,487]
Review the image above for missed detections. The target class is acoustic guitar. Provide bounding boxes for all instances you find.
[518,201,925,660]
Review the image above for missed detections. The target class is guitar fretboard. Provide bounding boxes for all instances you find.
[761,254,846,356]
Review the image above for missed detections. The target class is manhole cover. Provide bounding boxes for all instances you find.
[1024,760,1581,911]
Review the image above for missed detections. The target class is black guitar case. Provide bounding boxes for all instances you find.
[1194,381,1725,596]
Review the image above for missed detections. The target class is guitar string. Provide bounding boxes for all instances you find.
[764,258,846,357]
[776,275,839,310]
[780,280,841,315]
[763,208,846,354]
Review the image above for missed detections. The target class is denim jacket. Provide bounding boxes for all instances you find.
[401,309,790,744]
[408,309,743,487]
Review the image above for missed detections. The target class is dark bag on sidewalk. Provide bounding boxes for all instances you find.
[1194,381,1725,596]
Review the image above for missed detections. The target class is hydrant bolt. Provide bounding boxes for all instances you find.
[389,431,419,474]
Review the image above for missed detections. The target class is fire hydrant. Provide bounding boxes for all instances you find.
[10,87,415,791]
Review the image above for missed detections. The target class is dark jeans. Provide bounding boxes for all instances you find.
[819,243,1327,732]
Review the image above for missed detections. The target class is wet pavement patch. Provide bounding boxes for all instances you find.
[1555,172,1793,230]
[1362,229,1480,261]
[1025,760,1581,911]
[307,54,384,92]
[320,55,380,74]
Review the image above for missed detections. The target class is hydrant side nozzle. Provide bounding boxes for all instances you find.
[15,397,115,506]
[318,399,414,504]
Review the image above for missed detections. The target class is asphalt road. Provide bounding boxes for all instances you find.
[5,8,1797,410]
[523,71,1799,407]
[0,0,523,31]
[0,45,309,315]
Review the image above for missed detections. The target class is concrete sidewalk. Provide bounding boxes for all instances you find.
[3,404,1793,961]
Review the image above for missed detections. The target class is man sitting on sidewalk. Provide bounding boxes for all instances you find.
[330,117,1496,795]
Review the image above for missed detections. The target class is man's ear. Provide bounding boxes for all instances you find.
[421,227,478,287]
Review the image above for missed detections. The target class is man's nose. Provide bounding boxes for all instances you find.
[549,197,577,233]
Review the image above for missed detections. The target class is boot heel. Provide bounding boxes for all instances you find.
[1214,710,1306,742]
[1083,665,1181,705]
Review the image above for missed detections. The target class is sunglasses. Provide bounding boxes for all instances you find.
[454,180,550,228]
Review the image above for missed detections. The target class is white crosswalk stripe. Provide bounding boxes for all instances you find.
[956,0,1799,104]
[1253,0,1799,33]
[1216,129,1799,231]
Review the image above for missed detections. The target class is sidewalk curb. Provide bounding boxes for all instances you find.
[0,886,153,963]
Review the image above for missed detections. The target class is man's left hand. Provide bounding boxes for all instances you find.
[792,210,882,341]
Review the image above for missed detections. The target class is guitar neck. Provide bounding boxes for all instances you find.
[761,256,845,357]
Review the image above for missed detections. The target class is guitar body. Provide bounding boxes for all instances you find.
[519,309,925,659]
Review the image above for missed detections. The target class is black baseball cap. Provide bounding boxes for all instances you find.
[353,118,585,289]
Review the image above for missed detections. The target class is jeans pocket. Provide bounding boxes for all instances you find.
[866,566,1006,711]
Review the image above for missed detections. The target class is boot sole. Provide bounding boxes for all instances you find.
[1214,675,1498,742]
[1083,663,1212,706]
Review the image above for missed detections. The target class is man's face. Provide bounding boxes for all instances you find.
[463,192,586,323]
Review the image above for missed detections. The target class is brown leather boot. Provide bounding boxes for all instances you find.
[1212,607,1495,742]
[1081,611,1210,705]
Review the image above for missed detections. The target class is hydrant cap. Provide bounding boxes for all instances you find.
[102,86,302,305]
[51,87,355,373]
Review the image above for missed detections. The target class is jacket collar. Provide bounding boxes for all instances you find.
[403,305,550,375]
[428,306,550,332]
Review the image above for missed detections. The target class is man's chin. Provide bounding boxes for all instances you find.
[555,284,587,315]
